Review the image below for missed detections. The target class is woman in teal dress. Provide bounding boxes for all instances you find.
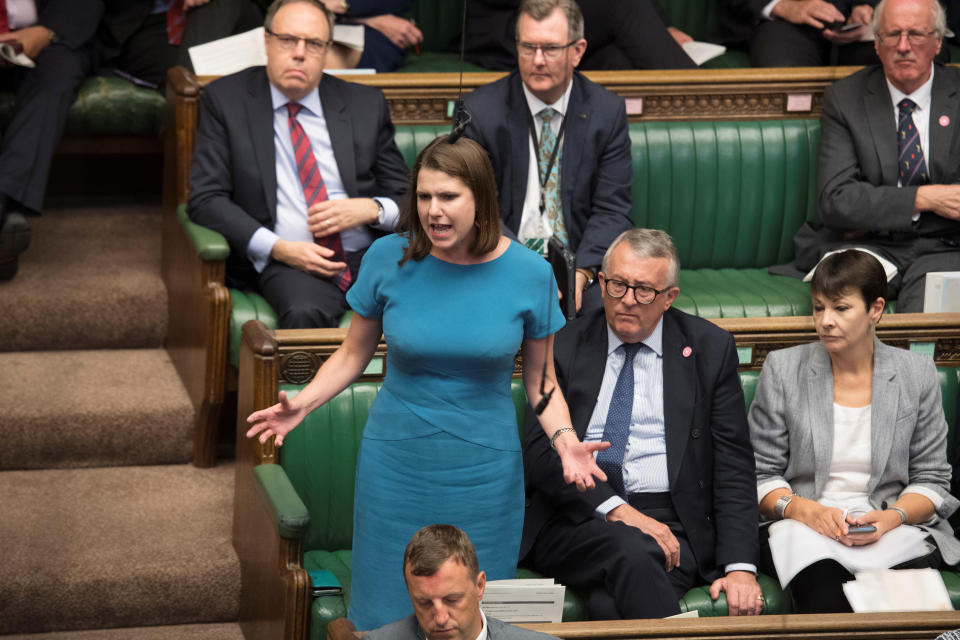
[246,136,608,630]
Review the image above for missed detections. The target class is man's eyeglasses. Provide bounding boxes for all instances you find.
[267,29,331,55]
[603,278,670,305]
[517,40,578,59]
[875,29,938,47]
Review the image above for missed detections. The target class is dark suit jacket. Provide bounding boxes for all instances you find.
[36,0,103,50]
[463,70,632,271]
[364,614,559,640]
[521,308,758,582]
[186,66,408,281]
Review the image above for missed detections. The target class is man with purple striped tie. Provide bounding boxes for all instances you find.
[188,0,408,327]
[520,229,762,620]
[792,0,960,312]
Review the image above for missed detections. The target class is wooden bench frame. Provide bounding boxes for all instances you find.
[163,64,942,467]
[328,612,960,640]
[232,316,960,640]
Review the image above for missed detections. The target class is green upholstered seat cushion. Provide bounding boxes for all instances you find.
[674,269,811,318]
[0,76,165,137]
[702,51,750,69]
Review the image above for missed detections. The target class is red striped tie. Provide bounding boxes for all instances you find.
[167,1,185,46]
[0,1,10,34]
[287,102,351,291]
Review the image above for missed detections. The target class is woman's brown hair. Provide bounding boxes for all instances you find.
[399,136,501,265]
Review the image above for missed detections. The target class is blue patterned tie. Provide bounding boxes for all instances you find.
[596,342,642,499]
[525,107,567,255]
[898,98,929,187]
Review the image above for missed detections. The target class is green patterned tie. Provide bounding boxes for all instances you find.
[526,107,568,255]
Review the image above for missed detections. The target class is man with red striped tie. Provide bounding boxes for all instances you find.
[0,0,103,280]
[188,0,408,327]
[790,0,960,312]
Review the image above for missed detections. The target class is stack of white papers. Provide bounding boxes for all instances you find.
[767,520,930,588]
[843,568,954,612]
[481,579,565,623]
[923,272,960,312]
[681,41,726,66]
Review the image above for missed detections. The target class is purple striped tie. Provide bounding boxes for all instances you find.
[898,98,929,187]
[287,102,350,291]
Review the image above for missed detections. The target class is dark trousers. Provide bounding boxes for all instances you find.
[256,249,365,329]
[107,0,264,87]
[528,493,699,619]
[0,43,95,214]
[577,0,697,70]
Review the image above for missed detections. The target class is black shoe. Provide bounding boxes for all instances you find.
[0,212,31,281]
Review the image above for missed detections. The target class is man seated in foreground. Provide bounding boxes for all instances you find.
[364,524,560,640]
[521,229,763,619]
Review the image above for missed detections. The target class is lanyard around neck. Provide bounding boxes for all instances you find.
[526,108,567,216]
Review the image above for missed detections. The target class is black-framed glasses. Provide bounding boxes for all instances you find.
[517,40,579,59]
[603,278,670,304]
[875,29,938,47]
[266,29,332,55]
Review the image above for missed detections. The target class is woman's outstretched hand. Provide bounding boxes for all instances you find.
[554,432,610,491]
[246,390,307,447]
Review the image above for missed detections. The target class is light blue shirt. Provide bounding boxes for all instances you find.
[587,317,756,575]
[246,83,400,272]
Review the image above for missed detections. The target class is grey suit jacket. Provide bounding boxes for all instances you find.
[363,614,559,640]
[748,338,960,564]
[817,63,960,238]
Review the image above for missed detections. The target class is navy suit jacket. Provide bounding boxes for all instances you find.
[463,70,632,270]
[37,0,103,49]
[187,66,408,281]
[521,307,759,581]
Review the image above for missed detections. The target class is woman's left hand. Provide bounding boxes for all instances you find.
[554,432,609,491]
[839,509,900,546]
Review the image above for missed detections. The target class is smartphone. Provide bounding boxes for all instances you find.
[824,20,864,31]
[847,525,877,534]
[308,569,343,597]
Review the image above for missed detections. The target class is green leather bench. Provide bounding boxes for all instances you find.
[186,117,822,370]
[247,362,960,640]
[0,75,164,140]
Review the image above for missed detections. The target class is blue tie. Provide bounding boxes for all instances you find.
[596,342,642,499]
[898,98,929,187]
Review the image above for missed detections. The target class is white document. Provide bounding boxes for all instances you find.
[189,25,366,77]
[803,247,899,283]
[0,42,34,68]
[189,27,266,76]
[681,41,726,66]
[923,272,960,312]
[842,568,954,612]
[481,579,565,623]
[767,519,930,588]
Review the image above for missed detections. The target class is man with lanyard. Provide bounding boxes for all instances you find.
[464,0,632,313]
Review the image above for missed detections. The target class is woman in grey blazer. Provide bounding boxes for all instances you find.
[748,250,960,613]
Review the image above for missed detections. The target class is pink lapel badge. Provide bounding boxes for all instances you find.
[682,346,692,358]
[939,115,951,127]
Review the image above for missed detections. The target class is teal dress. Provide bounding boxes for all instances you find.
[345,234,564,630]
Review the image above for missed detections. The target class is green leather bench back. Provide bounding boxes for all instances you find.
[411,0,463,55]
[0,76,165,137]
[630,119,820,270]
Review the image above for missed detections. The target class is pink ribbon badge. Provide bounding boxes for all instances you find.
[940,115,950,127]
[682,346,692,358]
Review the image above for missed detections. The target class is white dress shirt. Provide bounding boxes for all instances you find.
[7,0,37,29]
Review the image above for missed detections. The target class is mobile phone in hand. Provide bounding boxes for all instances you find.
[847,524,878,534]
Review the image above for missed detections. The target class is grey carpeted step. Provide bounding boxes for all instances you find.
[0,349,193,470]
[0,464,240,635]
[0,205,167,352]
[2,622,246,640]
